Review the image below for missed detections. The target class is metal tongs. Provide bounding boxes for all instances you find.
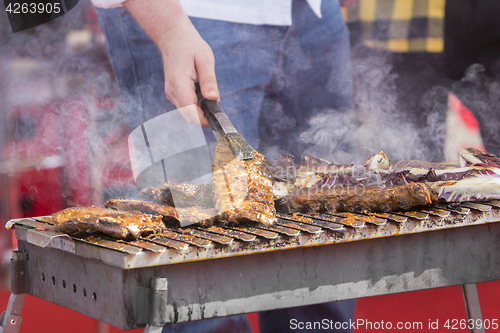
[196,84,255,160]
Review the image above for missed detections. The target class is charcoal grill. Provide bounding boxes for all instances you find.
[2,201,500,332]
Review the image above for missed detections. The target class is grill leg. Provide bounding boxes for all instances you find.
[144,325,164,333]
[0,294,25,333]
[461,283,485,333]
[0,251,28,333]
[143,278,169,333]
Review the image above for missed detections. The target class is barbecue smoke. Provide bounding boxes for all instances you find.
[350,47,433,163]
[300,108,358,165]
[303,44,500,167]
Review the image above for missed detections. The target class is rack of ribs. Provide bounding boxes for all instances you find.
[212,142,276,226]
[104,199,217,227]
[140,182,214,207]
[50,206,166,240]
[278,182,433,214]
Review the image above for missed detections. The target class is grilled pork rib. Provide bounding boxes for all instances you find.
[278,182,433,214]
[104,199,217,227]
[51,207,165,240]
[140,182,214,207]
[213,142,276,226]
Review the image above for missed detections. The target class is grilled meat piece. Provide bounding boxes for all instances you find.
[140,187,173,205]
[278,182,433,214]
[213,142,276,226]
[105,199,216,227]
[51,207,165,240]
[140,182,214,207]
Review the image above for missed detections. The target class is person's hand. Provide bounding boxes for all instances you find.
[158,19,219,127]
[124,0,219,127]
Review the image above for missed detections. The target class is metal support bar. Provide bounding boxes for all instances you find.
[149,277,168,326]
[0,295,25,333]
[461,283,485,333]
[0,251,28,333]
[10,251,28,294]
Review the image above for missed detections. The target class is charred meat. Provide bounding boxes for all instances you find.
[278,182,434,214]
[139,187,173,205]
[213,142,276,226]
[140,182,214,207]
[105,199,217,227]
[51,207,165,240]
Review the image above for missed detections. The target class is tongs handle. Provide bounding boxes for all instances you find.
[195,83,221,132]
[195,83,256,160]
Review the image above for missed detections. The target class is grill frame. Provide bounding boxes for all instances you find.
[8,201,500,330]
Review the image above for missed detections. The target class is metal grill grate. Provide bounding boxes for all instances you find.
[10,200,500,269]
